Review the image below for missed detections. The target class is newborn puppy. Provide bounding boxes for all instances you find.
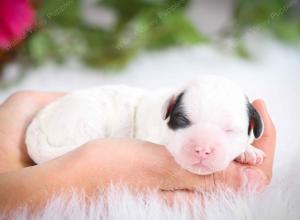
[26,75,265,175]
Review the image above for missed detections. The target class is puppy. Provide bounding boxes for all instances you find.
[26,75,265,175]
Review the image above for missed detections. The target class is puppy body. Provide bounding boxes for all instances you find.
[26,86,172,163]
[26,76,265,174]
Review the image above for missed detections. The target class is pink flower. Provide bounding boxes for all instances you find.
[0,0,35,50]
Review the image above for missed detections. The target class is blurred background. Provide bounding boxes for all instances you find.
[0,0,300,180]
[1,0,300,80]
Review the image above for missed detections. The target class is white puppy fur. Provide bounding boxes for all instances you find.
[26,75,264,174]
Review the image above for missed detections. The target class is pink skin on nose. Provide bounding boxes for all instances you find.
[180,124,228,169]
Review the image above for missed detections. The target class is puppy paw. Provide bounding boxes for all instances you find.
[235,145,265,165]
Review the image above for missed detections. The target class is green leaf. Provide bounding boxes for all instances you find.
[234,0,287,27]
[145,10,207,49]
[235,42,252,59]
[39,0,81,27]
[233,0,300,43]
[271,21,300,43]
[117,9,207,50]
[26,31,58,64]
[21,0,203,70]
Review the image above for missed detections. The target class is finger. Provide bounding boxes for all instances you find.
[2,91,66,131]
[29,91,66,109]
[251,99,276,178]
[2,91,66,113]
[252,100,276,143]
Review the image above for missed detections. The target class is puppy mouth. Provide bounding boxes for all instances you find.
[186,159,229,175]
[176,155,227,175]
[186,161,213,173]
[189,158,211,167]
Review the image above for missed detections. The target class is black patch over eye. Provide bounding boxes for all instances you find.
[167,92,191,130]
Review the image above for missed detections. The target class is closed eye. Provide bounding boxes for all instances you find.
[225,129,234,133]
[225,128,243,134]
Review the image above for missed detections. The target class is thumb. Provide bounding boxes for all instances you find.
[251,99,276,180]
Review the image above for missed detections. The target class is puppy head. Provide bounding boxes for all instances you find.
[162,75,263,175]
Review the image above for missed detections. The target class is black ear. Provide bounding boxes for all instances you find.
[247,102,264,139]
[162,91,185,120]
[161,92,191,130]
[162,94,177,120]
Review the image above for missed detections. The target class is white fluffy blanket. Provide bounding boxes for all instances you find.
[1,34,300,219]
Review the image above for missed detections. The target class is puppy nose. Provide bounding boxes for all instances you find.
[194,147,213,160]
